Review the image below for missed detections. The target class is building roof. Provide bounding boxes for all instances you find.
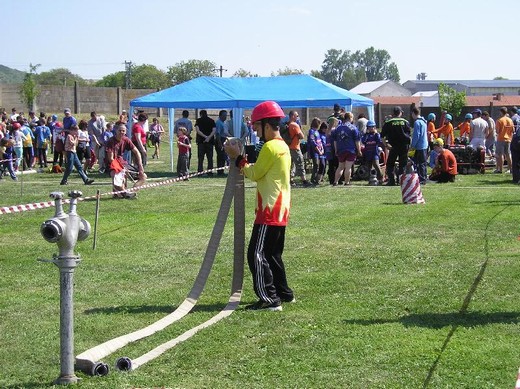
[465,95,520,106]
[412,91,438,97]
[370,96,422,105]
[350,80,391,94]
[406,79,520,88]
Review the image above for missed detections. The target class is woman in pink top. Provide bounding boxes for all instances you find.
[132,112,148,166]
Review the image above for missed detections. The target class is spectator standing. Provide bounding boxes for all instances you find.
[195,110,216,176]
[306,117,324,184]
[317,121,328,184]
[482,111,496,158]
[287,110,310,186]
[332,112,362,186]
[34,119,51,168]
[469,109,488,149]
[62,108,77,131]
[87,111,103,164]
[215,110,231,176]
[132,112,148,166]
[381,106,412,186]
[361,120,384,185]
[175,110,194,164]
[0,138,17,180]
[149,117,164,159]
[10,122,24,171]
[356,113,368,135]
[410,107,429,184]
[325,117,339,184]
[77,120,92,172]
[20,119,34,169]
[176,126,191,179]
[494,107,514,174]
[174,110,193,137]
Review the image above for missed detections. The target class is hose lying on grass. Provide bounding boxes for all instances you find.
[75,161,245,376]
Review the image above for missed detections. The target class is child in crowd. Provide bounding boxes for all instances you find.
[361,120,384,185]
[177,126,191,179]
[318,121,328,184]
[149,117,164,159]
[0,138,18,180]
[307,117,324,184]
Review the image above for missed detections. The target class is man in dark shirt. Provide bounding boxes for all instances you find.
[195,109,216,176]
[381,106,411,186]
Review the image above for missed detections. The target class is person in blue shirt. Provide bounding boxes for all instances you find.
[331,112,362,186]
[307,117,324,184]
[361,120,384,185]
[318,121,328,184]
[410,106,429,184]
[34,119,51,168]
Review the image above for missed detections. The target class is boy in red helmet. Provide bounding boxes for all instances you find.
[224,101,294,311]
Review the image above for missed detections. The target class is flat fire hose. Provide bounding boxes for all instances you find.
[115,166,245,371]
[75,162,244,376]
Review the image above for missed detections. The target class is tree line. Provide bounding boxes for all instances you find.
[28,46,399,90]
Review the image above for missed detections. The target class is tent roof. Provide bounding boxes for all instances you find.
[130,74,373,109]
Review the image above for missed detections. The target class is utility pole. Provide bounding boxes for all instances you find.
[214,65,228,77]
[124,60,133,89]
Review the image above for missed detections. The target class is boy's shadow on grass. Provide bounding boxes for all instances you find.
[83,303,226,315]
[343,311,520,329]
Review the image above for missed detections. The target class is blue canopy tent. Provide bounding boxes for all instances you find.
[130,74,374,172]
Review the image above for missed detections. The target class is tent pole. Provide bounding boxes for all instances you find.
[168,108,175,173]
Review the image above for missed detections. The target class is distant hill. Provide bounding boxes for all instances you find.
[0,65,27,84]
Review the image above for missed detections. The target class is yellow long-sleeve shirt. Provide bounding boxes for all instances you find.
[240,138,291,226]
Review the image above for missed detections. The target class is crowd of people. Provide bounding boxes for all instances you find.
[0,108,150,197]
[2,103,519,191]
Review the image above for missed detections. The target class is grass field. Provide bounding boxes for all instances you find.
[1,148,520,388]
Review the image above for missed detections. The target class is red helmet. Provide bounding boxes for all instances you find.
[12,122,21,129]
[251,101,285,122]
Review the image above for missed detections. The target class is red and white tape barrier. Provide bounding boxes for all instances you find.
[0,166,228,215]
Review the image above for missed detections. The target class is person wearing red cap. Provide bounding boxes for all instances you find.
[224,101,294,311]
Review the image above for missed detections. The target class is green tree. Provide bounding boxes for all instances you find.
[313,47,400,89]
[36,68,88,86]
[167,60,217,85]
[131,64,169,89]
[270,67,304,76]
[438,83,466,117]
[232,68,258,77]
[354,47,400,83]
[20,63,40,111]
[95,71,126,87]
[95,65,169,89]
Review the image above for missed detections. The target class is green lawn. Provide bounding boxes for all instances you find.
[1,150,520,388]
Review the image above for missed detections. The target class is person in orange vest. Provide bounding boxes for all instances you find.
[429,138,458,183]
[432,114,455,146]
[494,106,514,173]
[427,113,437,146]
[456,113,472,141]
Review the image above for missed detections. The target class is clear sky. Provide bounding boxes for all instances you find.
[4,0,519,83]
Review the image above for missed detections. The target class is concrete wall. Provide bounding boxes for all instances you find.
[0,83,156,115]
